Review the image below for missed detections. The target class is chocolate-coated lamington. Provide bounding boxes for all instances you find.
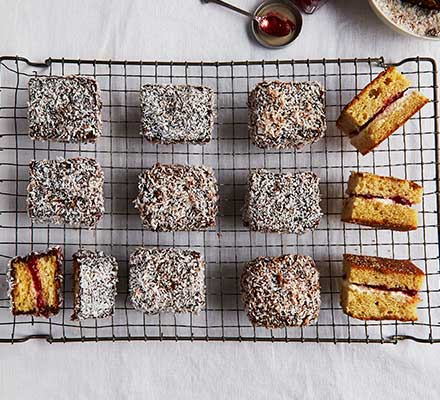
[28,75,102,143]
[72,249,119,320]
[134,163,218,231]
[129,247,206,314]
[248,81,326,149]
[140,84,215,144]
[243,169,322,234]
[27,157,105,228]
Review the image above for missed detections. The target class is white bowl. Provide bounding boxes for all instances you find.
[368,0,440,41]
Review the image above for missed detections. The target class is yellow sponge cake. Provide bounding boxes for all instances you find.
[350,91,429,155]
[8,247,63,317]
[337,67,428,155]
[341,254,424,321]
[337,67,410,134]
[341,171,423,231]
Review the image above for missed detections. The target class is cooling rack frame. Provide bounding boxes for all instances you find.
[0,55,438,344]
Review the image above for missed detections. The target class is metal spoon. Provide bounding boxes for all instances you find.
[202,0,294,37]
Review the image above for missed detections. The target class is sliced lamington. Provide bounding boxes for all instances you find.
[28,75,102,143]
[72,249,119,320]
[8,247,63,317]
[248,81,326,149]
[341,171,423,231]
[140,84,215,144]
[129,247,206,314]
[241,254,321,328]
[27,157,105,228]
[243,169,322,234]
[133,163,218,231]
[341,254,425,321]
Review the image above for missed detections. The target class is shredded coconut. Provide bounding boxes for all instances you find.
[374,0,440,37]
[241,254,321,328]
[129,247,206,314]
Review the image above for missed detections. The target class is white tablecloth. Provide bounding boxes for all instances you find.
[1,1,439,398]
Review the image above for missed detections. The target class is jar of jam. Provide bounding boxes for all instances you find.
[294,0,329,14]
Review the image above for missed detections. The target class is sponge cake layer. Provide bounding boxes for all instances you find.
[340,280,420,321]
[343,254,425,291]
[350,90,429,155]
[347,171,423,205]
[336,67,411,135]
[341,196,418,231]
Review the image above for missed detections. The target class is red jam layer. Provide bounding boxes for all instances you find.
[360,283,418,297]
[350,194,413,206]
[348,90,406,137]
[390,196,412,206]
[27,257,48,316]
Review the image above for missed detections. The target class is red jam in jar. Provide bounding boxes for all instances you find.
[294,0,329,14]
[259,12,296,37]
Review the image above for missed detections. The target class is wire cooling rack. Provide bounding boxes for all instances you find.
[0,56,438,344]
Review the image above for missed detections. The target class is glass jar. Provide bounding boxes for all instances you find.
[293,0,329,14]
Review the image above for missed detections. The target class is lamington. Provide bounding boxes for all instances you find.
[341,171,423,231]
[129,247,206,314]
[72,249,119,320]
[28,75,102,143]
[243,169,322,234]
[133,163,218,231]
[248,81,326,149]
[27,157,105,228]
[140,84,215,144]
[8,247,63,317]
[241,254,321,328]
[336,67,429,155]
[341,254,425,321]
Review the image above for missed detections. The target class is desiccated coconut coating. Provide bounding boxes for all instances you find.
[140,84,215,144]
[248,81,326,149]
[28,75,102,143]
[72,249,119,320]
[243,169,322,234]
[241,254,321,328]
[27,157,105,228]
[133,163,218,231]
[129,247,206,314]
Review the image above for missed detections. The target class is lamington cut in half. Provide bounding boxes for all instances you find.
[248,81,326,149]
[140,84,215,144]
[28,75,102,143]
[241,254,321,328]
[134,163,218,231]
[341,171,423,231]
[129,247,206,314]
[27,157,105,229]
[336,67,429,155]
[341,254,425,321]
[8,247,63,317]
[72,249,119,320]
[243,169,322,234]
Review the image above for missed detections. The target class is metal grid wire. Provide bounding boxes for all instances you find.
[0,56,438,344]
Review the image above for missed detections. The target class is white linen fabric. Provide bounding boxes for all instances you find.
[0,0,439,399]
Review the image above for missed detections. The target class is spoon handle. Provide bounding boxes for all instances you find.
[201,0,254,19]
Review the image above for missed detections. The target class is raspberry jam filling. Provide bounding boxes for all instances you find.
[389,196,412,206]
[348,90,406,137]
[357,283,418,297]
[350,193,413,206]
[27,256,48,316]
